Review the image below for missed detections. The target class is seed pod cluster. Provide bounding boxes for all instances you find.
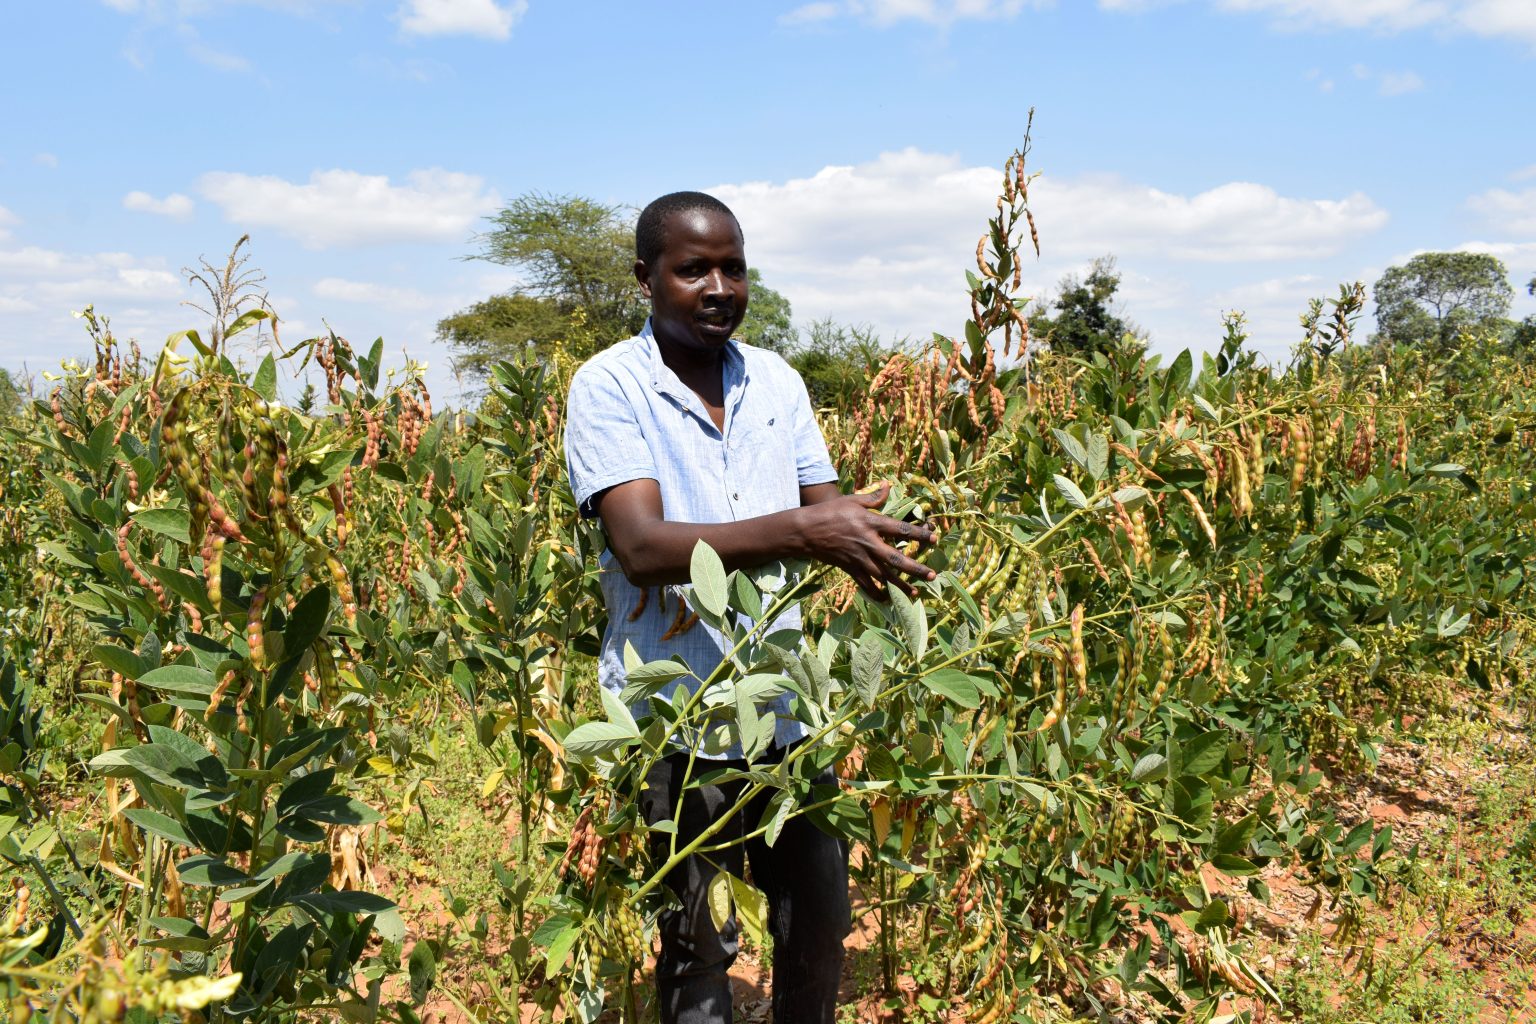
[246,587,268,671]
[1149,624,1176,713]
[115,523,166,611]
[1037,645,1068,732]
[1288,417,1311,494]
[605,903,646,964]
[560,805,604,887]
[1181,489,1218,547]
[946,832,989,919]
[1068,604,1088,698]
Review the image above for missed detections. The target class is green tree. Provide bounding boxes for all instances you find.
[739,268,796,354]
[440,293,575,380]
[1028,256,1137,356]
[1513,274,1536,350]
[442,192,798,380]
[0,368,19,419]
[789,318,886,408]
[1372,252,1513,349]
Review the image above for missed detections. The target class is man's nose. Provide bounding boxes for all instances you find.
[703,268,730,298]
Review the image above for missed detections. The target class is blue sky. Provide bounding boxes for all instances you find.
[2,0,1533,402]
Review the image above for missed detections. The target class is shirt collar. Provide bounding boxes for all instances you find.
[642,317,748,402]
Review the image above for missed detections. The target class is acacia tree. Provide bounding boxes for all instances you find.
[442,193,798,381]
[1372,252,1513,349]
[0,368,20,419]
[1027,255,1139,355]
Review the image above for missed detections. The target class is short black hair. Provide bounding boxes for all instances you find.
[635,191,741,267]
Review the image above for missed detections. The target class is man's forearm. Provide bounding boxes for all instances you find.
[609,508,815,586]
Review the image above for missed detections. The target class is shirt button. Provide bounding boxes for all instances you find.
[733,492,740,500]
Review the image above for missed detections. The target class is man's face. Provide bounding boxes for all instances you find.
[635,209,749,356]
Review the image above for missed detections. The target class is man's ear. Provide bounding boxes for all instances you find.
[633,259,652,299]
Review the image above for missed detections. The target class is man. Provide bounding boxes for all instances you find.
[564,191,935,1024]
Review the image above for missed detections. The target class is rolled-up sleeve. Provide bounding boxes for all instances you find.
[565,366,658,518]
[789,371,838,487]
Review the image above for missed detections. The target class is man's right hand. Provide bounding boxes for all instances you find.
[794,483,938,600]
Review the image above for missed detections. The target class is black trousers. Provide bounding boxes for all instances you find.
[637,745,850,1024]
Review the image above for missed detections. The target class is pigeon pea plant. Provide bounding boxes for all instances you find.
[4,127,1534,1024]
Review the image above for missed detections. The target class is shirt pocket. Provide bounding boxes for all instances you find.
[733,413,800,513]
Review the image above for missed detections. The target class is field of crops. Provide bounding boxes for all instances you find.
[4,142,1536,1024]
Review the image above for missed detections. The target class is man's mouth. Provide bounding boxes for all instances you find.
[696,309,735,333]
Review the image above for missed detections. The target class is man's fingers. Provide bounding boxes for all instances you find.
[854,482,891,507]
[866,510,937,545]
[878,547,937,585]
[850,569,887,601]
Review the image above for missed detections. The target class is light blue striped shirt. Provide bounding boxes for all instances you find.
[564,318,839,756]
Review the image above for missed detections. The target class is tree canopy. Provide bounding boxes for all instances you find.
[1372,251,1513,349]
[441,193,798,380]
[1027,256,1139,356]
[0,368,20,420]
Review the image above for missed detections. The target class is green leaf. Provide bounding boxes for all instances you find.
[619,658,692,704]
[225,308,273,341]
[1166,349,1193,398]
[1050,428,1087,471]
[290,795,382,826]
[1085,432,1109,481]
[728,875,767,949]
[143,916,212,952]
[166,328,211,358]
[850,632,883,709]
[288,891,397,917]
[537,914,581,971]
[562,721,641,759]
[1210,853,1260,876]
[731,571,763,620]
[689,541,728,618]
[599,688,639,737]
[1131,752,1167,783]
[922,668,981,709]
[408,941,437,1004]
[176,855,253,888]
[122,809,195,846]
[1180,731,1227,777]
[1053,474,1089,510]
[253,354,278,403]
[761,790,795,848]
[138,664,218,695]
[283,583,333,658]
[1191,395,1221,424]
[92,643,147,681]
[132,507,191,544]
[885,588,928,660]
[1214,813,1258,856]
[706,870,732,933]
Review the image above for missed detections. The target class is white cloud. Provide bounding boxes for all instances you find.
[778,0,1048,26]
[1304,67,1335,91]
[124,190,196,220]
[197,167,501,248]
[710,148,1387,345]
[396,0,527,39]
[1207,0,1536,45]
[1454,239,1536,265]
[780,2,841,25]
[34,153,58,168]
[1377,69,1425,93]
[0,207,17,242]
[0,243,187,365]
[1350,62,1425,94]
[313,277,435,311]
[1512,164,1536,182]
[1467,187,1536,235]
